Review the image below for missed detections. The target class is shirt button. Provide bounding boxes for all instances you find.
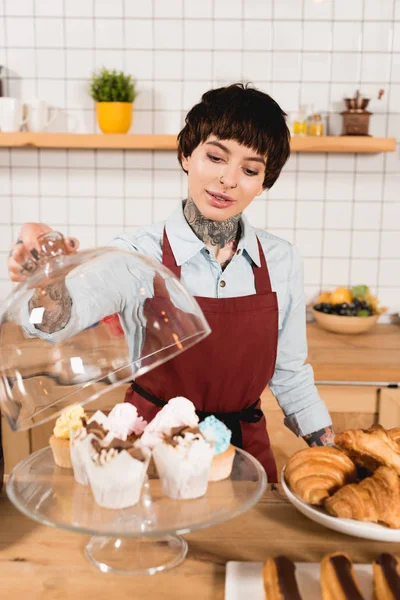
[204,249,210,255]
[220,280,226,288]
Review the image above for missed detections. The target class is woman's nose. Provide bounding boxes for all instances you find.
[219,167,238,189]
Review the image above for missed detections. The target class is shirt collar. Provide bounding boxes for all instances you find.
[165,202,261,267]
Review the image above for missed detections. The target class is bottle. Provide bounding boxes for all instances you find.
[292,106,307,136]
[308,113,324,136]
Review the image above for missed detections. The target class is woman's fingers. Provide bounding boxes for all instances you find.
[65,237,80,253]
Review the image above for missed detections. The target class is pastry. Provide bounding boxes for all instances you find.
[49,404,87,468]
[262,556,303,599]
[199,415,235,481]
[325,466,400,528]
[141,396,199,449]
[335,425,400,475]
[388,428,400,446]
[285,446,357,505]
[373,553,400,600]
[152,425,214,499]
[70,403,146,485]
[82,436,150,509]
[320,552,365,600]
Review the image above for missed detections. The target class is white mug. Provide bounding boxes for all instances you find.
[26,99,58,132]
[0,97,27,132]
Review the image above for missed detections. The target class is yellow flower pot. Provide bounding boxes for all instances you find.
[96,102,133,134]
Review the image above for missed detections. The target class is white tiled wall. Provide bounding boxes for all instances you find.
[0,0,399,312]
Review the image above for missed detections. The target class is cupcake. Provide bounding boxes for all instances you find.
[83,436,151,509]
[70,403,146,485]
[49,404,87,468]
[141,396,199,449]
[70,416,109,484]
[152,425,214,499]
[199,416,235,481]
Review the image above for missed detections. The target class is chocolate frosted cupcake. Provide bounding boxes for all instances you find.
[83,436,150,509]
[152,425,214,499]
[70,415,109,484]
[70,404,146,485]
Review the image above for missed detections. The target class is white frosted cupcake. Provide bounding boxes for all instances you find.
[83,437,150,509]
[70,403,147,485]
[141,396,199,450]
[152,426,214,499]
[199,416,235,482]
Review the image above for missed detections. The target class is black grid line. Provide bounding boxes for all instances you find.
[0,4,399,306]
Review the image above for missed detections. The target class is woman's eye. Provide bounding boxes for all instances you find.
[244,169,258,176]
[207,153,223,162]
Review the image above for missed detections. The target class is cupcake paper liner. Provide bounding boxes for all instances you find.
[152,442,213,500]
[83,447,151,509]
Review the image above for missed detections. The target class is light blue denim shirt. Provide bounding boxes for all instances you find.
[111,202,332,438]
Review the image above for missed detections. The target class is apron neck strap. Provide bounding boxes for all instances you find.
[162,228,272,294]
[162,228,181,278]
[254,238,272,294]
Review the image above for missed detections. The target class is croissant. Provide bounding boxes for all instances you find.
[285,447,357,505]
[335,425,400,475]
[388,428,400,447]
[325,466,400,529]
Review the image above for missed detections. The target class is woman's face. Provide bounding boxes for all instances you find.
[181,136,266,221]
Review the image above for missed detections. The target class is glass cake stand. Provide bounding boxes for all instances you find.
[6,445,266,576]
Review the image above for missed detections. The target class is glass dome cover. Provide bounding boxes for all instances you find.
[0,232,210,431]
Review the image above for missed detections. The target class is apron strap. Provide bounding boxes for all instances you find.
[162,228,273,295]
[131,381,263,449]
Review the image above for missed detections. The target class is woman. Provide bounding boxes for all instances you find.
[8,84,333,482]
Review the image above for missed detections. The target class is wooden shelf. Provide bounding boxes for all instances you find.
[291,136,396,153]
[0,132,396,153]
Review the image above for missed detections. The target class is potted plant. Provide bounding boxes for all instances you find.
[90,67,137,134]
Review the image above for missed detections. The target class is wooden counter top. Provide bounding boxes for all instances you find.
[307,323,400,384]
[0,484,396,600]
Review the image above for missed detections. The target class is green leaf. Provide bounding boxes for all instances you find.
[89,67,138,102]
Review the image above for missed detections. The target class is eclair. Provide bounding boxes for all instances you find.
[262,556,303,600]
[373,553,400,600]
[320,553,365,600]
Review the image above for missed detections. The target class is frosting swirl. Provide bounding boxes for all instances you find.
[53,404,86,440]
[199,416,231,455]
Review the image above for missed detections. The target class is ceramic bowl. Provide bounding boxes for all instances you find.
[312,308,379,334]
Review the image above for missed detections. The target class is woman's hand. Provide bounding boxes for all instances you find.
[8,223,79,283]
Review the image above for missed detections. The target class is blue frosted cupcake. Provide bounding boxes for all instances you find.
[199,416,235,481]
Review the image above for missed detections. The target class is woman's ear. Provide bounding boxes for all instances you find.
[181,155,190,171]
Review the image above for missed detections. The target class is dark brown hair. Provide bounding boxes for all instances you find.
[177,83,291,190]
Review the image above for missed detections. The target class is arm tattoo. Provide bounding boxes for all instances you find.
[303,426,335,447]
[28,281,72,333]
[183,196,241,249]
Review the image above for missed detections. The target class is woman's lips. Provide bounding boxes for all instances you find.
[206,190,235,209]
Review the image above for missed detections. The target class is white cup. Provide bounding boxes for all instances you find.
[26,99,58,132]
[0,97,27,132]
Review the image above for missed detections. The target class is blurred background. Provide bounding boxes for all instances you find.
[0,0,399,313]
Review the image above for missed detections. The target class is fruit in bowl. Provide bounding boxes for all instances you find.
[312,285,386,334]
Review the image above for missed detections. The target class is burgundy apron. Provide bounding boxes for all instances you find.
[125,229,279,482]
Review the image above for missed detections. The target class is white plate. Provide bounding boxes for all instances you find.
[281,467,400,542]
[225,561,373,600]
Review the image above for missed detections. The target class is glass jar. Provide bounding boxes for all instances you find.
[291,107,308,136]
[308,113,325,136]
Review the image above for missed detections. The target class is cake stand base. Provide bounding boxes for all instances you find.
[84,535,188,576]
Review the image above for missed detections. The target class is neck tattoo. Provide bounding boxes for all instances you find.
[183,197,241,249]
